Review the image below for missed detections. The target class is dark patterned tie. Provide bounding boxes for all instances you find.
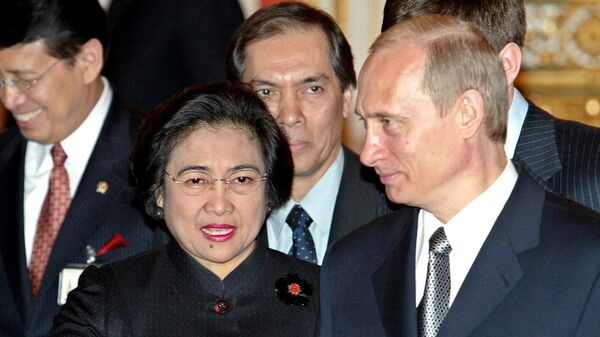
[29,144,71,298]
[286,204,318,264]
[417,227,452,337]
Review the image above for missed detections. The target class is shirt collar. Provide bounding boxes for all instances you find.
[60,77,112,162]
[504,89,528,159]
[26,77,112,174]
[417,161,519,259]
[268,147,345,241]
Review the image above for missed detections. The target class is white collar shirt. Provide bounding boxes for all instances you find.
[24,77,113,264]
[504,89,528,159]
[97,0,112,11]
[415,161,518,307]
[266,147,344,265]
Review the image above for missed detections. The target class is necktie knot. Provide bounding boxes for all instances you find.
[429,227,451,255]
[286,204,313,230]
[51,143,67,167]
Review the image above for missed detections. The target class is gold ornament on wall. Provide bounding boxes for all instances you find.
[518,1,600,127]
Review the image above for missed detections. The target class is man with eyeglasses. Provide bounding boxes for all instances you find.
[226,2,389,266]
[0,1,155,336]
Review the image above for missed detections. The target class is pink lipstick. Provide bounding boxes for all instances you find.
[201,224,236,242]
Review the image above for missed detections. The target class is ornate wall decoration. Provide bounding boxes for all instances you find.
[518,0,600,127]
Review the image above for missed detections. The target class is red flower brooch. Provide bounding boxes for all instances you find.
[275,274,313,306]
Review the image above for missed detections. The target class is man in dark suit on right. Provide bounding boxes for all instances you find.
[382,0,600,212]
[321,14,600,337]
[226,2,385,266]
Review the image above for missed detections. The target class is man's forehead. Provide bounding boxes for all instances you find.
[0,40,53,73]
[243,29,338,85]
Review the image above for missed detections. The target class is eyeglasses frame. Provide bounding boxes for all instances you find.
[163,169,268,196]
[0,58,63,93]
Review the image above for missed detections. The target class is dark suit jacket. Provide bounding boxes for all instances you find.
[258,146,385,252]
[514,102,600,212]
[320,173,600,337]
[103,0,244,112]
[49,242,320,337]
[0,97,155,337]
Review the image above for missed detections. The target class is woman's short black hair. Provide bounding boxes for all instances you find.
[130,82,293,220]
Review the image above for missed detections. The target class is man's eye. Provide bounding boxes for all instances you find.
[256,89,272,97]
[381,117,394,125]
[308,86,323,94]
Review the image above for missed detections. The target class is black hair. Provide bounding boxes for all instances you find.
[226,1,356,90]
[0,0,109,60]
[130,82,294,220]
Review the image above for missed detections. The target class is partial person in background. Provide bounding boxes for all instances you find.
[0,103,9,132]
[321,14,600,337]
[51,82,320,337]
[382,0,600,212]
[0,1,155,336]
[101,0,244,112]
[227,2,386,266]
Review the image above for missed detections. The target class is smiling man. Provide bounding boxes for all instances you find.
[0,1,154,336]
[320,14,600,337]
[226,2,386,265]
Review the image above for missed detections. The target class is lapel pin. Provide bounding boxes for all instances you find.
[96,181,109,194]
[85,245,97,264]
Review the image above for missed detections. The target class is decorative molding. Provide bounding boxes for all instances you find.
[518,0,600,127]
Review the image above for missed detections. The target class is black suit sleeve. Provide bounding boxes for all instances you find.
[49,266,111,337]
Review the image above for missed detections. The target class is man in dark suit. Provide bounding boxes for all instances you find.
[0,1,155,336]
[102,0,244,112]
[381,0,600,212]
[321,15,600,337]
[226,2,385,265]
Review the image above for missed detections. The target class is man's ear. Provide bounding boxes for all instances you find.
[76,38,104,84]
[342,87,353,118]
[498,42,521,87]
[453,89,485,140]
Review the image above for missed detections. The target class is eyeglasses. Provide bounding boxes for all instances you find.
[164,169,268,196]
[0,59,62,93]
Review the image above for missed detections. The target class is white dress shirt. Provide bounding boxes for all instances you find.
[266,148,344,265]
[24,77,113,264]
[504,89,528,159]
[415,161,518,307]
[97,0,112,11]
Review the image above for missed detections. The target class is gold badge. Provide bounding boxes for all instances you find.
[96,181,109,194]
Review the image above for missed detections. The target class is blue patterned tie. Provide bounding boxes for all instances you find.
[417,227,452,337]
[286,204,318,264]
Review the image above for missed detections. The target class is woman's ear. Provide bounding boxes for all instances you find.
[155,188,164,209]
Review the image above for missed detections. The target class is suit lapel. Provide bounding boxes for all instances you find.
[513,103,561,185]
[438,174,544,337]
[0,135,31,321]
[38,99,135,295]
[329,147,382,244]
[371,209,419,337]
